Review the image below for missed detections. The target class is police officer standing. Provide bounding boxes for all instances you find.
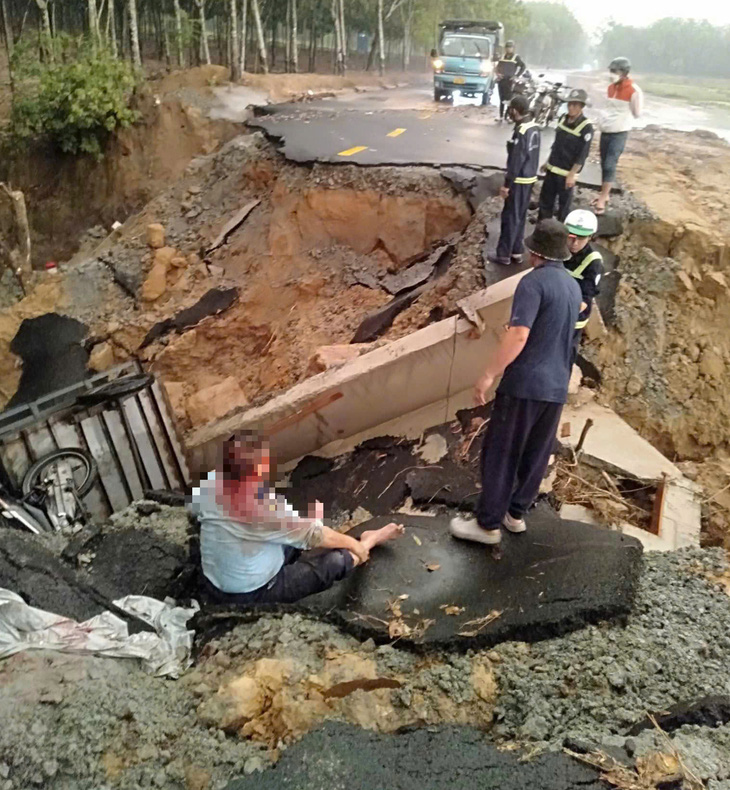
[563,209,603,361]
[489,95,540,266]
[538,88,593,222]
[495,40,526,121]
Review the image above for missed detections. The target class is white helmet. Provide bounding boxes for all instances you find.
[564,209,598,237]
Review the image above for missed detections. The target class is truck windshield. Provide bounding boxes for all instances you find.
[441,36,491,58]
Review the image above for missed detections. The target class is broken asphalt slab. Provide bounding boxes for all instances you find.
[140,286,239,348]
[627,696,730,736]
[5,313,89,410]
[248,108,603,187]
[225,721,605,790]
[194,508,643,651]
[0,529,152,633]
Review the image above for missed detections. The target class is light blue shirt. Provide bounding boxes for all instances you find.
[189,471,323,594]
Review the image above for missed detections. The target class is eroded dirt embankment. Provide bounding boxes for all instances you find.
[0,66,238,268]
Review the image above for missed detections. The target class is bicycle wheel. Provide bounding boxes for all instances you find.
[21,448,98,498]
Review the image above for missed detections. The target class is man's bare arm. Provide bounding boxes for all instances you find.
[474,325,530,404]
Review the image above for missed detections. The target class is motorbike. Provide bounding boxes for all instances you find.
[0,373,152,534]
[529,74,571,128]
[0,448,97,534]
[512,70,536,98]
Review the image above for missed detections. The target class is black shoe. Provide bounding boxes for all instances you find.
[511,254,523,264]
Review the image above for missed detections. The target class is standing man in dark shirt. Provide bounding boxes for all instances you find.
[489,95,540,266]
[495,40,526,121]
[538,88,593,222]
[563,209,603,361]
[451,219,581,546]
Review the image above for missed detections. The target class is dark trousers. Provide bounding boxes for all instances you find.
[496,182,533,260]
[498,78,513,118]
[203,546,354,605]
[476,394,563,530]
[538,170,573,222]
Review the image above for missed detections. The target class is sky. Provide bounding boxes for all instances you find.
[548,0,730,35]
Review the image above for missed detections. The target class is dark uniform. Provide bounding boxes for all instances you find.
[564,242,603,360]
[538,113,594,222]
[496,119,540,262]
[496,53,526,119]
[476,257,581,530]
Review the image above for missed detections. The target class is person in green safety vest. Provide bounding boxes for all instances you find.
[563,209,603,362]
[538,88,593,222]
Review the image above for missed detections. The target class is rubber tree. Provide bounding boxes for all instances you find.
[107,0,118,56]
[377,0,385,75]
[290,0,298,72]
[250,0,267,73]
[1,0,14,88]
[193,0,211,64]
[239,0,247,72]
[127,0,141,66]
[229,0,240,79]
[172,0,184,65]
[35,0,54,62]
[330,0,343,74]
[88,0,100,47]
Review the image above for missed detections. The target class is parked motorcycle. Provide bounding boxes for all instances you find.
[512,70,536,98]
[529,74,571,128]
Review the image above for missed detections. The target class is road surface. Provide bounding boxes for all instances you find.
[242,81,603,186]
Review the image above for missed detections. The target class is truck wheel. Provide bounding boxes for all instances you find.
[434,88,443,102]
[481,91,490,106]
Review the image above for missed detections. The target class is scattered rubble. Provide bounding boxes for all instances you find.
[490,548,730,749]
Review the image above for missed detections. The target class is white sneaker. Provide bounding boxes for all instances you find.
[449,516,502,545]
[503,513,527,533]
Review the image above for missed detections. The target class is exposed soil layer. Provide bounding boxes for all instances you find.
[1,66,239,268]
[0,133,476,432]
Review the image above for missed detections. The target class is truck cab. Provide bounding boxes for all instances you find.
[431,20,504,105]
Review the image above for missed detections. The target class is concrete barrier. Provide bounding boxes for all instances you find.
[187,272,528,475]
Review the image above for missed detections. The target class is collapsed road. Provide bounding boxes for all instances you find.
[0,68,730,790]
[246,86,602,186]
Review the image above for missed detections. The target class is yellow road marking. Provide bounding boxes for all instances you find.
[337,145,368,157]
[387,128,407,137]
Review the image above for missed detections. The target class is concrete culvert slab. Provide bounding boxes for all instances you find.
[224,721,606,790]
[195,508,643,651]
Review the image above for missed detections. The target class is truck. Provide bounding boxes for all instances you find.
[431,20,504,105]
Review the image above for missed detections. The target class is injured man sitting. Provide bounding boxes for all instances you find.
[190,431,404,604]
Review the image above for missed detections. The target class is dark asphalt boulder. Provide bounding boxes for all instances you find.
[225,722,606,790]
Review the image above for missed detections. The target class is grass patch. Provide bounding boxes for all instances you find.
[638,73,730,106]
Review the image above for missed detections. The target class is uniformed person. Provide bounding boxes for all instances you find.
[450,219,581,546]
[538,88,593,222]
[489,95,540,266]
[563,209,604,361]
[495,40,526,121]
